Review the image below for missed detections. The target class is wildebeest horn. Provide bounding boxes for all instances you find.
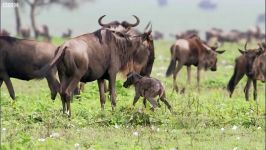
[98,15,109,27]
[244,40,248,50]
[127,15,140,27]
[145,22,151,31]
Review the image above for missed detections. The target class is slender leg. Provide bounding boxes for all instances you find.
[173,63,183,93]
[1,74,15,100]
[143,98,147,108]
[147,97,158,110]
[244,78,252,101]
[197,67,201,92]
[160,93,172,111]
[252,80,257,101]
[64,76,83,117]
[133,94,140,106]
[109,75,117,110]
[97,79,106,110]
[46,73,60,100]
[187,66,191,84]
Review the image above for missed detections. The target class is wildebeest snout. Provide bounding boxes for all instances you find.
[123,80,130,88]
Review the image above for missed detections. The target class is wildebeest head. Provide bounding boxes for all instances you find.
[123,72,142,88]
[201,42,225,71]
[238,41,264,77]
[98,15,140,33]
[249,42,266,80]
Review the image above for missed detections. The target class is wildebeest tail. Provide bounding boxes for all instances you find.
[34,46,67,78]
[227,62,243,97]
[166,45,177,77]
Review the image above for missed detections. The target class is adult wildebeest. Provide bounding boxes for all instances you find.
[79,16,155,93]
[166,35,225,92]
[0,36,59,100]
[123,72,172,111]
[227,42,265,101]
[250,43,266,82]
[38,16,153,117]
[62,29,72,38]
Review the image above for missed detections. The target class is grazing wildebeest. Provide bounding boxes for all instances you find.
[0,36,59,100]
[123,72,172,111]
[36,25,51,42]
[20,27,31,38]
[62,29,72,38]
[227,42,265,101]
[0,29,10,36]
[166,35,225,92]
[38,17,153,117]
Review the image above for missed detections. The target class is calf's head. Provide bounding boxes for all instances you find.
[123,72,142,88]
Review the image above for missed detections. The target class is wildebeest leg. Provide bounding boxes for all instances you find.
[143,98,147,108]
[109,75,117,110]
[46,73,60,100]
[97,79,106,109]
[187,66,191,84]
[146,97,158,111]
[252,80,257,101]
[1,74,15,100]
[65,76,82,117]
[197,68,201,92]
[173,62,183,93]
[244,78,252,101]
[133,94,140,106]
[160,93,172,111]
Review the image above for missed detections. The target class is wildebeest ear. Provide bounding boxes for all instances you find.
[216,50,225,54]
[238,49,245,54]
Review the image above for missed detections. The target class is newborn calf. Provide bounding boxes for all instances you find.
[123,72,172,111]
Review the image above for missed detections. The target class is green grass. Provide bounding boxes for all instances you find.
[0,39,265,150]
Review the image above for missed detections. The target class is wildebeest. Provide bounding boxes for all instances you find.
[123,72,172,111]
[36,25,51,42]
[0,36,59,100]
[227,42,264,101]
[0,29,10,36]
[79,17,155,93]
[20,27,31,38]
[62,29,72,38]
[166,35,225,92]
[250,43,266,82]
[38,16,153,117]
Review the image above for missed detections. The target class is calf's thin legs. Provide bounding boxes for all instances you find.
[109,75,117,110]
[173,62,183,92]
[133,94,140,106]
[1,74,15,100]
[252,80,257,101]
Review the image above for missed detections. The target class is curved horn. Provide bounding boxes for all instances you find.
[144,22,151,31]
[244,40,248,50]
[127,15,140,27]
[98,15,109,27]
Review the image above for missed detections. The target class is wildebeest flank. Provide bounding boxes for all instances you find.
[123,72,172,111]
[0,36,59,100]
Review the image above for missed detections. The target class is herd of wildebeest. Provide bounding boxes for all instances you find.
[0,16,265,117]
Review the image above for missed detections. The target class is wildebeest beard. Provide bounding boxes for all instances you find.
[93,29,145,68]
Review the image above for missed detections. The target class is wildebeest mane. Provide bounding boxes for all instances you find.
[0,36,18,45]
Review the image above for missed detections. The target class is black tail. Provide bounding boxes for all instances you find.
[166,45,177,77]
[34,46,67,78]
[227,62,244,97]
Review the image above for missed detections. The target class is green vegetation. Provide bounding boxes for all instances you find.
[0,39,265,150]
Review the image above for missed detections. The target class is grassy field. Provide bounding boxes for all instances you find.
[0,39,265,150]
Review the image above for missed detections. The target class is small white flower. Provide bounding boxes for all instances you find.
[50,132,60,138]
[232,125,238,130]
[133,132,139,136]
[2,128,6,131]
[126,125,129,128]
[221,128,225,132]
[38,138,45,142]
[170,148,177,150]
[257,127,261,130]
[156,128,160,132]
[236,136,240,140]
[114,124,119,129]
[151,125,155,131]
[233,147,238,150]
[74,143,80,149]
[250,110,254,114]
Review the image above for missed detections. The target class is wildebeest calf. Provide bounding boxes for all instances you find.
[123,72,172,111]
